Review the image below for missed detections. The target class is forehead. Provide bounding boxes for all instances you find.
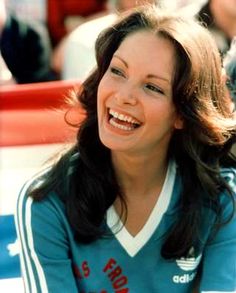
[116,30,176,58]
[113,31,176,79]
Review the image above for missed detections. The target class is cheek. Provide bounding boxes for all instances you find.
[97,76,112,119]
[97,74,111,101]
[97,79,107,109]
[146,102,176,124]
[97,86,103,121]
[147,105,179,134]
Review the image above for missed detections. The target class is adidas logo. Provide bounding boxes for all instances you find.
[172,248,201,284]
[173,272,196,283]
[176,254,202,271]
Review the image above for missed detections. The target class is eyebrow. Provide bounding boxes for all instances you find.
[113,54,171,84]
[113,54,128,68]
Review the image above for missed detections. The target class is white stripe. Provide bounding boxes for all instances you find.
[25,196,48,293]
[202,291,236,293]
[15,170,50,293]
[15,178,36,293]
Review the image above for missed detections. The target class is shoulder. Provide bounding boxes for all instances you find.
[199,168,236,230]
[16,168,67,230]
[15,167,75,257]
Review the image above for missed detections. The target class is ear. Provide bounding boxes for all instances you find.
[174,115,184,130]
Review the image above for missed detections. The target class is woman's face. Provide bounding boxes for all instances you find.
[97,31,182,156]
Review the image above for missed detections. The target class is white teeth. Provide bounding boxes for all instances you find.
[110,118,133,131]
[119,114,125,121]
[109,109,140,125]
[113,111,119,118]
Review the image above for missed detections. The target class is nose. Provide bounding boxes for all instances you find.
[114,83,138,106]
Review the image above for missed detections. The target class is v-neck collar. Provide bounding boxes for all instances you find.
[106,160,176,257]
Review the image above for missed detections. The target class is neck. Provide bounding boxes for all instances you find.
[111,150,169,199]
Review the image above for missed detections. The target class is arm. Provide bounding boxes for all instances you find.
[15,179,78,293]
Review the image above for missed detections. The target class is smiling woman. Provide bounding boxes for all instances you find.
[15,4,236,293]
[97,31,181,155]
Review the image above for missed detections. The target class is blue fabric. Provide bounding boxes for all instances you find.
[0,215,21,279]
[15,168,236,292]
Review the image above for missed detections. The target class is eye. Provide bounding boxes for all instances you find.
[110,66,125,77]
[144,83,164,95]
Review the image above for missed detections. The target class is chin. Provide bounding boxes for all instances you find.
[99,136,124,151]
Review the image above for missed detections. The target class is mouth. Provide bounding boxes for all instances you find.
[108,108,142,131]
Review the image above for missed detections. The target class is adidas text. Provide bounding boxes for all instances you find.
[173,272,196,283]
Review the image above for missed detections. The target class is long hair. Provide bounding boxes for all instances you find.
[30,5,236,258]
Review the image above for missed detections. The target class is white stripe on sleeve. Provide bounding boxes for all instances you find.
[15,172,49,293]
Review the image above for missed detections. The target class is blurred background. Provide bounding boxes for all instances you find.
[0,0,208,85]
[1,0,235,291]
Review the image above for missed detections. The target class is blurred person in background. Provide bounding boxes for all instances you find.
[61,0,158,81]
[0,0,14,84]
[50,0,108,77]
[5,0,106,49]
[224,37,236,106]
[5,0,47,25]
[160,0,206,11]
[223,37,236,156]
[196,0,236,55]
[0,0,57,83]
[47,0,107,48]
[2,0,108,83]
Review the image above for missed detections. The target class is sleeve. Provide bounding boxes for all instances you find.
[15,178,78,293]
[199,168,236,293]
